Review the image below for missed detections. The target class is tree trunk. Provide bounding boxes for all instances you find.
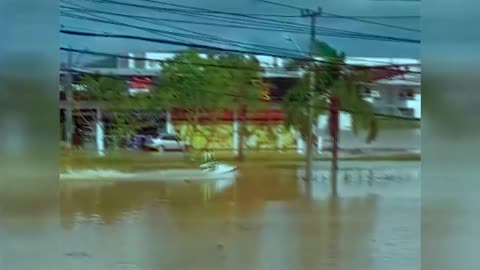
[331,131,339,197]
[236,106,246,161]
[329,96,341,196]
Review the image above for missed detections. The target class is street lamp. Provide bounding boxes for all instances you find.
[283,34,307,56]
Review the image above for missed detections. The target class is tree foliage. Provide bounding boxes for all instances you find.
[79,75,161,148]
[156,50,265,151]
[215,53,265,111]
[158,50,264,114]
[283,41,378,143]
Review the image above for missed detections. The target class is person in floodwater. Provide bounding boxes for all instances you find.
[202,150,215,163]
[200,150,217,171]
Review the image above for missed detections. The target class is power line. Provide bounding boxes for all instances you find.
[62,11,191,43]
[323,15,420,19]
[61,11,382,42]
[61,0,295,52]
[60,4,421,67]
[61,6,312,35]
[64,0,420,43]
[76,0,419,19]
[60,25,420,70]
[60,11,306,57]
[258,0,420,32]
[60,47,264,71]
[257,0,303,10]
[61,2,319,33]
[321,12,420,32]
[59,32,420,69]
[71,0,309,26]
[124,0,302,18]
[58,47,327,71]
[60,9,308,37]
[61,8,420,43]
[63,0,300,18]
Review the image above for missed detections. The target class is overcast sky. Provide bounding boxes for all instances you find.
[60,0,420,65]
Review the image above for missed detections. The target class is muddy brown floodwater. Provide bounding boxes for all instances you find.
[2,161,420,270]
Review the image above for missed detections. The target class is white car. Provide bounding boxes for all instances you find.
[145,134,190,152]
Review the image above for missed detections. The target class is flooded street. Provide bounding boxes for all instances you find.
[54,161,420,270]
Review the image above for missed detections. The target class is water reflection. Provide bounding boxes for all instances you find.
[60,163,420,270]
[298,163,420,199]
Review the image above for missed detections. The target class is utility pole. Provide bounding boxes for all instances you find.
[64,49,74,146]
[301,7,322,182]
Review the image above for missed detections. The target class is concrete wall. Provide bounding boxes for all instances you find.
[322,128,421,151]
[317,113,352,131]
[407,93,421,118]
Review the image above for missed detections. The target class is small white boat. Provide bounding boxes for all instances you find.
[200,161,238,174]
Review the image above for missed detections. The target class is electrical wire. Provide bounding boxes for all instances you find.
[61,10,420,43]
[61,47,269,72]
[63,0,420,43]
[60,47,419,81]
[60,2,420,67]
[60,6,312,35]
[257,0,305,11]
[62,11,191,43]
[58,34,398,70]
[61,2,341,35]
[68,0,420,19]
[257,0,420,32]
[321,12,419,32]
[61,0,404,46]
[60,11,306,58]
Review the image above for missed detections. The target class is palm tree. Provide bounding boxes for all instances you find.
[283,41,378,193]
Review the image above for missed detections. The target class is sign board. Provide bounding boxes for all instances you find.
[128,76,152,95]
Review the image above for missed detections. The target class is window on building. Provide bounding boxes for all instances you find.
[361,87,371,96]
[400,89,415,100]
[360,87,381,99]
[398,107,414,117]
[406,89,415,99]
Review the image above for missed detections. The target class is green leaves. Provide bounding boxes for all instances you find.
[81,75,125,103]
[80,74,162,148]
[333,79,378,143]
[312,41,341,58]
[283,40,379,143]
[158,50,265,118]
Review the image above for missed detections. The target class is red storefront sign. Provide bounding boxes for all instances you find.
[129,76,152,94]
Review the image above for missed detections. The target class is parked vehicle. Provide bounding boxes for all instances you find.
[145,133,190,152]
[126,134,157,151]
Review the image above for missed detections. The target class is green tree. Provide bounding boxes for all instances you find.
[80,75,159,150]
[156,50,230,151]
[283,41,378,186]
[157,50,264,160]
[216,54,264,160]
